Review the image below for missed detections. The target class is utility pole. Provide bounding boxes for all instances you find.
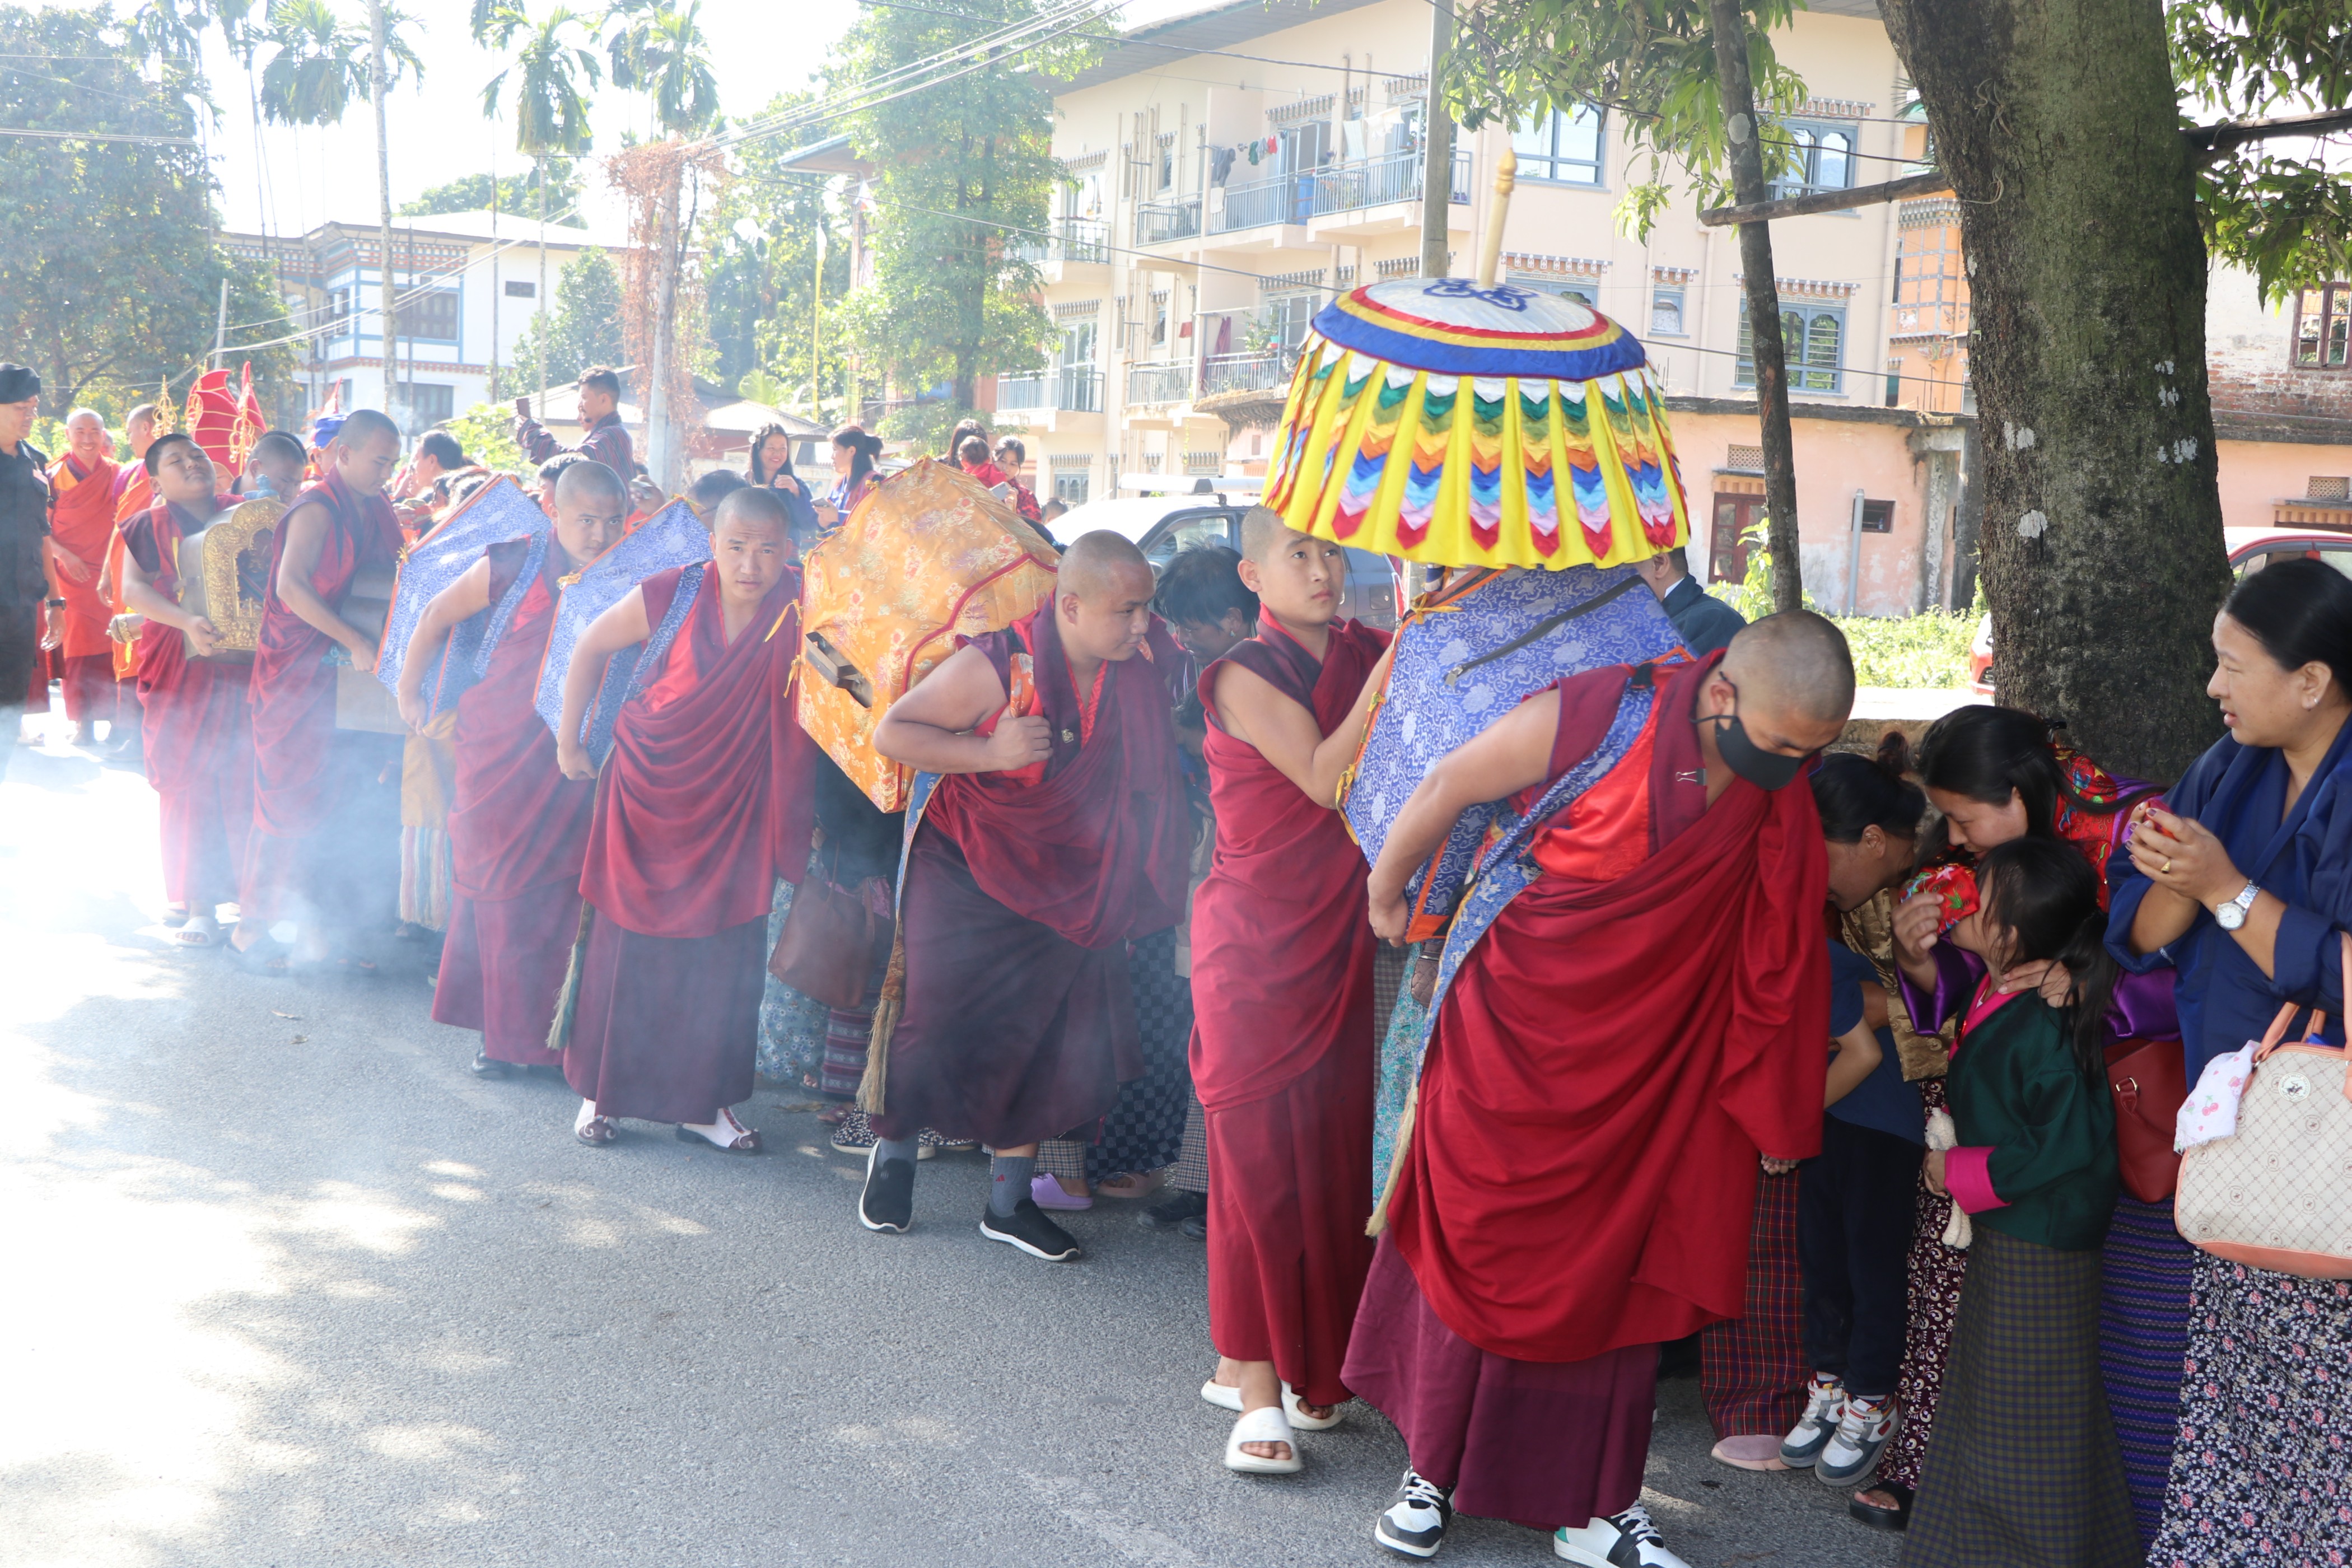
[1417,0,1454,279]
[368,0,399,426]
[537,159,550,412]
[211,278,228,368]
[1707,0,1803,611]
[812,221,826,420]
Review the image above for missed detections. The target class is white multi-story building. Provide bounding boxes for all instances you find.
[220,211,629,433]
[1007,0,1952,609]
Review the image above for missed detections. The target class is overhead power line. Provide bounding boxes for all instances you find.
[0,126,198,147]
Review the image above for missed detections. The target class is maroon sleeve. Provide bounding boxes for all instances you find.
[1547,664,1635,780]
[119,513,163,576]
[483,538,536,606]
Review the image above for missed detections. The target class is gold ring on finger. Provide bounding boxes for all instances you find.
[2163,858,2173,873]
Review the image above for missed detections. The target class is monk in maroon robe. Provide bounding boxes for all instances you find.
[231,408,405,970]
[400,461,629,1078]
[554,487,813,1152]
[1344,613,1853,1568]
[43,410,119,740]
[860,530,1189,1263]
[1189,511,1392,1472]
[114,433,246,945]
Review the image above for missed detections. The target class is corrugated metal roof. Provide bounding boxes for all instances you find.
[1049,0,1388,92]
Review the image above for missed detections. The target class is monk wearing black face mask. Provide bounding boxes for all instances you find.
[1355,611,1856,1568]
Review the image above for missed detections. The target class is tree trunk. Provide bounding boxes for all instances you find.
[368,0,398,426]
[1419,0,1454,278]
[536,164,549,411]
[1880,0,2228,780]
[1707,0,1802,613]
[646,173,680,492]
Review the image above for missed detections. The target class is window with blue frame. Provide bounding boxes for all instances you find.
[1767,120,1858,200]
[407,290,459,343]
[1512,104,1604,187]
[1735,301,1846,394]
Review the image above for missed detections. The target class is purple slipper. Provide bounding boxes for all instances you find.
[1031,1174,1093,1211]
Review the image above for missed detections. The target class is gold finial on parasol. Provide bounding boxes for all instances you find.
[152,377,178,436]
[1475,147,1518,289]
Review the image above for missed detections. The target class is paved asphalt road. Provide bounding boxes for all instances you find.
[0,722,1902,1568]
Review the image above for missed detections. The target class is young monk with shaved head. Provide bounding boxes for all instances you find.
[1192,508,1394,1473]
[861,528,1191,1261]
[555,487,814,1152]
[402,460,630,1080]
[1347,611,1855,1567]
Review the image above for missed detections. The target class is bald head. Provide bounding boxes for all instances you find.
[554,458,627,510]
[1721,609,1857,727]
[1056,529,1157,664]
[335,407,400,451]
[1060,529,1152,601]
[1239,505,1298,564]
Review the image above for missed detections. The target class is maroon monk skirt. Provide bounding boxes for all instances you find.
[433,881,580,1066]
[1204,1042,1376,1410]
[564,910,766,1123]
[1345,1236,1656,1530]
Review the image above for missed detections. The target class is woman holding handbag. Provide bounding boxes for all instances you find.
[2110,556,2352,1565]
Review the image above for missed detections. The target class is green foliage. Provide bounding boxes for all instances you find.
[503,246,626,393]
[400,158,580,218]
[1439,1,1809,238]
[832,0,1090,406]
[443,401,531,475]
[1832,609,1976,690]
[879,399,981,456]
[481,6,601,159]
[0,6,294,413]
[254,0,419,127]
[603,0,718,135]
[707,91,853,409]
[2171,1,2352,299]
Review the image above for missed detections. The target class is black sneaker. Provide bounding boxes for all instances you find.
[979,1196,1081,1260]
[1140,1189,1208,1230]
[468,1052,514,1079]
[858,1144,914,1234]
[1374,1468,1453,1558]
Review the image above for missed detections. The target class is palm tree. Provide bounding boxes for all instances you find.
[479,5,600,406]
[257,0,421,416]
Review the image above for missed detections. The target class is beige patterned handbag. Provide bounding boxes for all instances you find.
[2174,941,2352,1279]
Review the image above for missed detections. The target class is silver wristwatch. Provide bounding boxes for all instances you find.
[2215,881,2260,931]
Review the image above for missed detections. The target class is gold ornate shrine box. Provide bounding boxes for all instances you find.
[175,496,286,661]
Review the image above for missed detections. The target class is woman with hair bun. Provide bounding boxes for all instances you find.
[815,424,884,531]
[2111,557,2352,1562]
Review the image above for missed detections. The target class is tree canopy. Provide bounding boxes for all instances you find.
[706,91,852,413]
[399,159,581,219]
[0,4,294,414]
[503,245,626,394]
[830,0,1083,439]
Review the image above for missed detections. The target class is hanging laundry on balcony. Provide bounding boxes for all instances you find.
[1262,278,1691,571]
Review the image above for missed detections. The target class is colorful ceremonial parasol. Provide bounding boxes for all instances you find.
[1261,278,1691,571]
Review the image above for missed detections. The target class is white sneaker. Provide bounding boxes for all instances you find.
[1779,1373,1846,1468]
[1373,1468,1453,1558]
[1553,1504,1689,1568]
[1817,1393,1900,1487]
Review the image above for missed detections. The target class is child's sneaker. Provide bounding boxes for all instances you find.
[1778,1374,1847,1468]
[1816,1393,1900,1487]
[1373,1468,1453,1558]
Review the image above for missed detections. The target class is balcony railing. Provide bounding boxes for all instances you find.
[1211,148,1474,234]
[995,366,1104,413]
[1006,217,1110,267]
[1309,148,1472,218]
[1214,172,1305,232]
[1135,198,1200,245]
[1203,349,1291,395]
[1126,360,1193,405]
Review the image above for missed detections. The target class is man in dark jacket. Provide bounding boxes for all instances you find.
[0,363,51,765]
[512,366,633,480]
[1635,546,1747,659]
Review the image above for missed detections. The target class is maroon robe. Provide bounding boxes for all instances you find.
[239,470,403,925]
[1343,654,1830,1528]
[566,564,813,1122]
[871,604,1191,1147]
[1191,611,1389,1408]
[432,540,595,1064]
[123,493,249,910]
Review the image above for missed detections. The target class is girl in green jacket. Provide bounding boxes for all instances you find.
[1904,835,2136,1567]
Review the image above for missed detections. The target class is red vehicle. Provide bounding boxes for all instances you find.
[1967,526,2352,696]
